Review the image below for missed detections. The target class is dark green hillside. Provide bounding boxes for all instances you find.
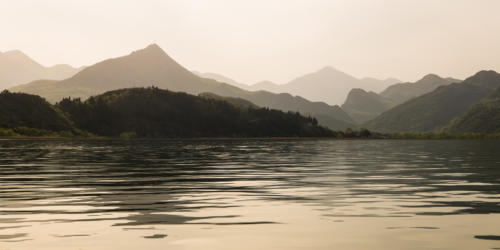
[57,87,335,137]
[445,87,500,133]
[0,90,73,134]
[365,70,500,133]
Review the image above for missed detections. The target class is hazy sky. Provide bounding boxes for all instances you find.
[1,0,499,83]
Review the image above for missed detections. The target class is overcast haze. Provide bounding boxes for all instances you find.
[1,0,499,84]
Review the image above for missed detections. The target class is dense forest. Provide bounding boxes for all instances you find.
[445,86,500,133]
[0,90,86,136]
[53,87,336,138]
[3,86,499,139]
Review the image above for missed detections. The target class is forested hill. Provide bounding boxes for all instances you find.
[365,70,500,133]
[0,90,81,136]
[445,86,500,133]
[56,87,335,137]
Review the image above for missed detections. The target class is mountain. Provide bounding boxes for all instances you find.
[380,74,460,104]
[57,87,335,137]
[445,86,500,133]
[249,80,282,92]
[0,90,74,135]
[0,50,82,89]
[193,72,283,93]
[11,44,218,101]
[11,44,355,130]
[340,74,458,123]
[193,71,251,90]
[365,70,500,133]
[341,89,396,123]
[221,89,356,130]
[360,77,402,91]
[249,66,399,105]
[198,67,399,105]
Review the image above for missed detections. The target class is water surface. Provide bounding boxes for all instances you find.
[0,139,499,249]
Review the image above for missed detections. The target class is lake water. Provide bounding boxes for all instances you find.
[0,139,499,250]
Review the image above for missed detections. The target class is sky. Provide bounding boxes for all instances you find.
[1,0,499,84]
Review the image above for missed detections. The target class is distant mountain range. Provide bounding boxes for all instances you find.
[11,44,355,130]
[341,74,460,123]
[7,44,500,134]
[0,50,83,89]
[197,67,400,105]
[365,70,500,133]
[192,71,250,90]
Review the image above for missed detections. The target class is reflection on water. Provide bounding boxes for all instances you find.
[0,139,499,249]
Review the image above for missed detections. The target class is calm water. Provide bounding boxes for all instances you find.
[0,139,499,250]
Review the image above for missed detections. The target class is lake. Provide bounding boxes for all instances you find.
[0,139,499,250]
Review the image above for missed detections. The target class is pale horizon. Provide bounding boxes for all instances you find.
[2,0,500,84]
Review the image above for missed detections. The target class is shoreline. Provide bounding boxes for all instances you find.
[1,135,500,140]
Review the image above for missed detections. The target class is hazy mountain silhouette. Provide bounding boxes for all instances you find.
[219,89,356,130]
[11,44,355,130]
[359,77,401,90]
[198,67,399,105]
[365,70,500,133]
[0,50,82,89]
[341,89,396,123]
[249,80,281,92]
[248,66,399,105]
[194,72,282,92]
[341,74,459,123]
[380,74,460,104]
[192,71,251,90]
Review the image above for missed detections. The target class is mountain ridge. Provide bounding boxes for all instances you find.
[365,70,500,133]
[0,50,82,89]
[11,44,356,130]
[198,66,400,105]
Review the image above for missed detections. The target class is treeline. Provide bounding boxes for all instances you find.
[0,88,340,138]
[0,90,89,137]
[2,88,499,139]
[56,87,336,137]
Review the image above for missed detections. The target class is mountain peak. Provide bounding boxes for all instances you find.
[130,43,167,57]
[145,43,161,50]
[3,50,34,62]
[468,70,499,80]
[4,49,27,56]
[348,88,368,95]
[464,70,500,89]
[419,73,442,82]
[317,66,339,74]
